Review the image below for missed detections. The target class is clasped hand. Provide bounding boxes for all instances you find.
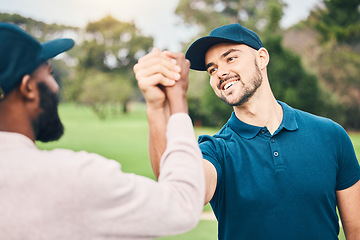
[133,48,190,114]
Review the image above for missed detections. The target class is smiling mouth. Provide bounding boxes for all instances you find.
[219,74,240,91]
[223,80,239,90]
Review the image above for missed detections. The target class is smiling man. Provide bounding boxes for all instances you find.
[139,23,360,240]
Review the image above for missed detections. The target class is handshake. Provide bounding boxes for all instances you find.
[133,48,190,115]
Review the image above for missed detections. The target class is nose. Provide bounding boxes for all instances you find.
[217,64,230,78]
[49,76,60,93]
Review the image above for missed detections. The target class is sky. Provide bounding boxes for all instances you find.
[0,0,321,51]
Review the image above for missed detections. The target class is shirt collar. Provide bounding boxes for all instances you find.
[228,101,298,139]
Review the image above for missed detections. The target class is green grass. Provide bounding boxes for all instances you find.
[37,103,359,240]
[37,103,153,178]
[158,220,218,240]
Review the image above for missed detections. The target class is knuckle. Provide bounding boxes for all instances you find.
[178,52,185,59]
[133,63,138,72]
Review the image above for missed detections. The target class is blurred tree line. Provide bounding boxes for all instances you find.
[0,13,153,119]
[285,0,360,129]
[1,0,359,129]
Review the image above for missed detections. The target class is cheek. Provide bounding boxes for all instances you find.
[47,77,59,93]
[209,77,218,90]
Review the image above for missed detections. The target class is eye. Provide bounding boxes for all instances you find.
[48,65,54,75]
[227,56,236,63]
[208,67,217,75]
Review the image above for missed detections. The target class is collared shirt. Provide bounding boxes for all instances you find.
[0,113,205,240]
[199,101,360,240]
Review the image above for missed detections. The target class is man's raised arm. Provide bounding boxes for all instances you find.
[134,48,184,178]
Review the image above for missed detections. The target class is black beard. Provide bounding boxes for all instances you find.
[34,82,64,142]
[219,60,263,107]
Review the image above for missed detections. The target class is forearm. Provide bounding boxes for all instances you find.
[167,90,188,115]
[337,180,360,240]
[148,86,188,178]
[147,104,169,179]
[344,228,360,240]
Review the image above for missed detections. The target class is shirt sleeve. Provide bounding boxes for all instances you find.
[67,113,205,239]
[335,124,360,190]
[198,134,223,187]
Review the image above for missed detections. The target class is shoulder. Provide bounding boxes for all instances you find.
[197,124,234,164]
[290,107,353,152]
[35,148,128,189]
[198,124,232,148]
[293,107,343,133]
[38,148,120,170]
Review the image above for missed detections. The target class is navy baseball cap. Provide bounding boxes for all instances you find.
[185,23,263,71]
[0,22,75,99]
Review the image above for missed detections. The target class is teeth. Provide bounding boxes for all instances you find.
[224,81,236,90]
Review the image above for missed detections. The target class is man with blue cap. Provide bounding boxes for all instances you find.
[134,23,360,239]
[0,23,205,239]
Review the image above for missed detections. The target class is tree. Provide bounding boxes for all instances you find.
[176,0,285,33]
[77,70,133,119]
[70,15,154,117]
[310,0,360,44]
[265,35,339,118]
[315,42,360,128]
[0,13,78,39]
[261,4,336,117]
[82,15,153,73]
[289,0,360,129]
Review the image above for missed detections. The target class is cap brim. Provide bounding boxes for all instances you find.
[40,38,75,61]
[185,36,240,71]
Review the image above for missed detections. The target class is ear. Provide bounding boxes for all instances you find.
[257,48,269,70]
[19,75,38,100]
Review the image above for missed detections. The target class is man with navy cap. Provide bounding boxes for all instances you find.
[134,23,360,239]
[0,23,205,239]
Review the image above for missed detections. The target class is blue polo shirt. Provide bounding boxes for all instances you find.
[199,101,360,240]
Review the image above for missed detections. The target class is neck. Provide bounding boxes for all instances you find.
[0,93,36,142]
[233,80,283,135]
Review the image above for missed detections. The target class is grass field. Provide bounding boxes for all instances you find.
[37,103,359,240]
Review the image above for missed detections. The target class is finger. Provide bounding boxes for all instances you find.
[152,47,161,53]
[163,51,187,63]
[138,49,179,71]
[137,73,175,90]
[136,51,180,76]
[163,50,184,58]
[134,58,181,81]
[163,51,189,71]
[135,63,180,83]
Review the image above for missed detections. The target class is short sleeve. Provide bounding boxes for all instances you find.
[335,124,360,190]
[198,134,224,188]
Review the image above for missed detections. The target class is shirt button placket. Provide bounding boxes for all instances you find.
[270,137,284,170]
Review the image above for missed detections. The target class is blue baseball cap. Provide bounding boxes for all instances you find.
[0,23,75,99]
[185,23,263,71]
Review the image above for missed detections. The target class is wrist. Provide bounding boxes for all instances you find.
[168,97,188,115]
[147,102,170,120]
[146,101,166,113]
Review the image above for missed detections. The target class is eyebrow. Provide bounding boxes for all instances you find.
[221,48,241,58]
[206,62,214,70]
[206,48,241,70]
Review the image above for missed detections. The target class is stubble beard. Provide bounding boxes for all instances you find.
[218,61,263,107]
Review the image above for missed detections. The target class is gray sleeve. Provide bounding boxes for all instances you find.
[72,113,205,239]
